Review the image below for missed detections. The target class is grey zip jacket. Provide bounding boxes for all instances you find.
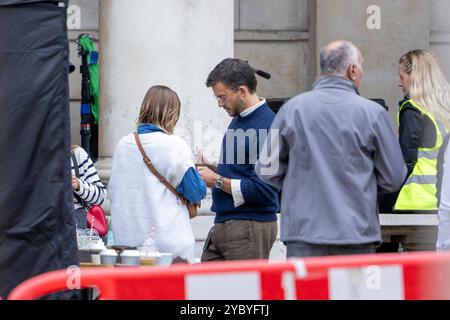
[256,77,407,245]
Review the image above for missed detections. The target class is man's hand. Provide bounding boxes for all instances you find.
[195,150,209,165]
[197,166,220,188]
[195,150,218,172]
[72,175,80,191]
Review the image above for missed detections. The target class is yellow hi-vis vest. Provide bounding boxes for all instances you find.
[394,99,448,212]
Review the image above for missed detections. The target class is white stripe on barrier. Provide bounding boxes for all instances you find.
[281,272,297,300]
[278,259,308,300]
[328,265,404,300]
[185,272,261,300]
[289,259,308,278]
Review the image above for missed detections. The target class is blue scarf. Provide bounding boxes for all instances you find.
[137,124,165,135]
[137,123,206,204]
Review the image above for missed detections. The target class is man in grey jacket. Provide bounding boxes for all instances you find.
[255,40,407,258]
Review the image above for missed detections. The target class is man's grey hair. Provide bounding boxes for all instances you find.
[320,41,359,77]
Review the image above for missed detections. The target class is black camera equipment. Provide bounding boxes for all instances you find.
[76,34,94,156]
[244,60,272,80]
[253,68,271,80]
[370,98,389,111]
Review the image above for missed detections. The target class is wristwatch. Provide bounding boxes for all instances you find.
[215,176,225,190]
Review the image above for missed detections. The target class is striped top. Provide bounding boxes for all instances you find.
[71,147,107,210]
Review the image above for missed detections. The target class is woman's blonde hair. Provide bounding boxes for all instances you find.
[400,50,450,128]
[137,85,181,134]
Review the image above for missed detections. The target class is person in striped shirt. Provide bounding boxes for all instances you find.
[71,145,107,229]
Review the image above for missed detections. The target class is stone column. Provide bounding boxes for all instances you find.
[99,0,233,159]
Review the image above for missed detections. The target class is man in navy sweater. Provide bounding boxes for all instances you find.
[197,58,279,261]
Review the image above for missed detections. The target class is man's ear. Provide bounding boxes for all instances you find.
[237,86,247,97]
[347,64,356,81]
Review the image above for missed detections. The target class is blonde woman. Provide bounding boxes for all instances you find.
[394,50,450,215]
[109,85,206,262]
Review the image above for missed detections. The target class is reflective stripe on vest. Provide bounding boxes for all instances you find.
[418,150,439,160]
[404,175,437,185]
[394,99,448,212]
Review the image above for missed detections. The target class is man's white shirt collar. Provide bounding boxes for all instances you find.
[239,98,266,117]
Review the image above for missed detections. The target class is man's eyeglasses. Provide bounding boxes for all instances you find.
[214,89,238,103]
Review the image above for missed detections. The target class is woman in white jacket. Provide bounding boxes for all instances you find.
[109,85,206,262]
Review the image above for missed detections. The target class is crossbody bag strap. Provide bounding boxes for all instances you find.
[71,150,89,208]
[133,132,189,206]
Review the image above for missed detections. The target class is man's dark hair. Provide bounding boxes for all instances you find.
[206,58,257,93]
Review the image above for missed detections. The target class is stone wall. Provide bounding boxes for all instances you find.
[430,0,450,82]
[69,0,450,144]
[234,0,450,126]
[234,0,311,99]
[314,0,430,126]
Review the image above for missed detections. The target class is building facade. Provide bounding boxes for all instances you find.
[67,0,450,259]
[68,0,450,146]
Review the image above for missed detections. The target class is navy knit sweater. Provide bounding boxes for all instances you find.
[212,103,280,223]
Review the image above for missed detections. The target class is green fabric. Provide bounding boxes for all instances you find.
[79,35,99,124]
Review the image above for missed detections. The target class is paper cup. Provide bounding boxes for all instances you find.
[139,252,160,266]
[100,249,118,265]
[91,254,101,265]
[156,253,173,266]
[120,250,140,266]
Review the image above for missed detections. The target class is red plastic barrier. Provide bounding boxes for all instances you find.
[8,260,292,300]
[295,251,450,300]
[8,252,450,300]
